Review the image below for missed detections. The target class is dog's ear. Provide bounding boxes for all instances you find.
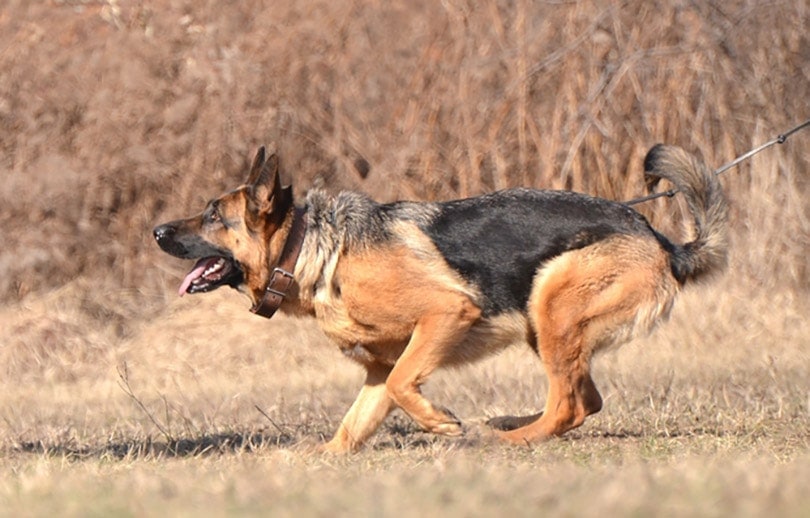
[246,147,284,215]
[245,146,267,186]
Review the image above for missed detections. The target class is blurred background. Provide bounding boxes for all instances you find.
[1,0,808,303]
[0,0,807,443]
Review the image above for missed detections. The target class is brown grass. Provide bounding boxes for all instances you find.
[1,0,808,515]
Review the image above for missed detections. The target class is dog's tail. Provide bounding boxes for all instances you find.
[644,144,729,284]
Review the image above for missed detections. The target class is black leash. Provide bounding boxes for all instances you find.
[624,119,810,206]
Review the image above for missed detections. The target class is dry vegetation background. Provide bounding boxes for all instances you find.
[0,0,808,516]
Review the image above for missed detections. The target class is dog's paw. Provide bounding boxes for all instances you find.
[317,442,353,455]
[429,405,463,436]
[430,421,464,437]
[315,437,358,455]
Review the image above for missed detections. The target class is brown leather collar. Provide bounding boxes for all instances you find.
[250,206,307,319]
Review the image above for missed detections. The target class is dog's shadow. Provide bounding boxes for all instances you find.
[8,421,735,458]
[11,430,296,460]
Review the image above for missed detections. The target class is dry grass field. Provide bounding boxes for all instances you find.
[1,0,808,516]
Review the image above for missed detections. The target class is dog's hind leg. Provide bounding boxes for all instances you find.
[321,362,396,453]
[385,293,481,436]
[496,236,675,444]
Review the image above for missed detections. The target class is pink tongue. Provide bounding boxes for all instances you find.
[178,258,214,296]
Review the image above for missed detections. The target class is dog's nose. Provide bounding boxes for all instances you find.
[153,222,192,257]
[153,223,176,245]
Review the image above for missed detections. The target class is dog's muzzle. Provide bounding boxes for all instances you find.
[153,222,244,296]
[153,223,188,257]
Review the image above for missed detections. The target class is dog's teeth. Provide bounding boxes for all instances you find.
[204,262,223,276]
[199,258,228,279]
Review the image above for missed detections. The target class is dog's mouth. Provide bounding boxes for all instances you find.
[178,256,244,296]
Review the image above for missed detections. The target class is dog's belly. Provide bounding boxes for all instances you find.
[316,297,529,368]
[447,311,531,366]
[309,238,530,368]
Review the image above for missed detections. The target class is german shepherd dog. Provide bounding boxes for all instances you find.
[154,144,728,452]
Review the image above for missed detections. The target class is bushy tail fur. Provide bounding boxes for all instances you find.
[644,144,729,283]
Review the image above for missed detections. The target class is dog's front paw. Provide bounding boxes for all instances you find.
[428,406,463,436]
[430,420,464,436]
[317,437,357,454]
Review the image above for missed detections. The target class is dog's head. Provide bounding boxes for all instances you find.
[153,146,294,302]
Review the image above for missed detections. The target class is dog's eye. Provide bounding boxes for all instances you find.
[206,203,222,224]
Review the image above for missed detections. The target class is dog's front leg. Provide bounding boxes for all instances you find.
[385,295,481,436]
[321,362,395,453]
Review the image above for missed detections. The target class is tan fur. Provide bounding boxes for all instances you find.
[208,190,289,300]
[312,240,481,444]
[496,235,678,443]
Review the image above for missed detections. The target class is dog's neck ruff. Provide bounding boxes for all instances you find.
[251,206,308,319]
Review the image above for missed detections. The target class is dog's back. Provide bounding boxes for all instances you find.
[416,188,657,316]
